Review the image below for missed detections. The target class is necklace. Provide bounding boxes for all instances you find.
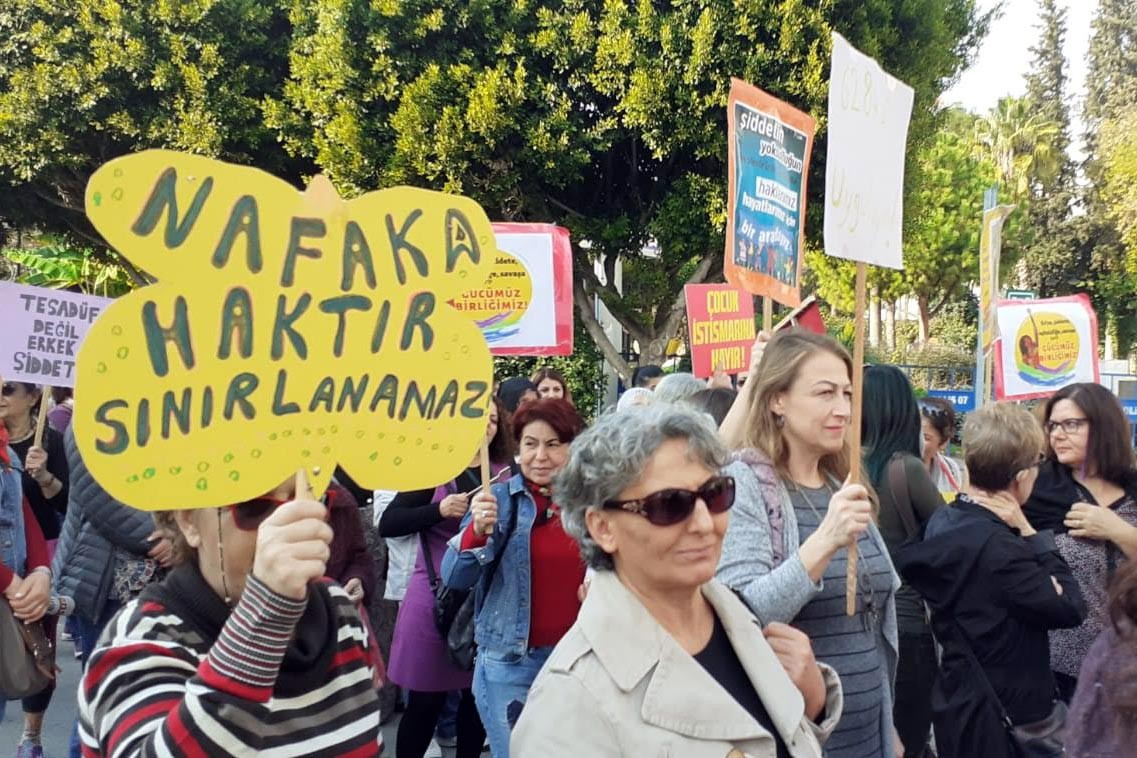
[790,478,880,631]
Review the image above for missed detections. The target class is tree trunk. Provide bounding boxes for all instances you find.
[869,286,881,348]
[884,301,896,350]
[917,295,931,343]
[572,280,632,382]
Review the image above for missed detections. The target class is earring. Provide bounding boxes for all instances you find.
[774,413,785,428]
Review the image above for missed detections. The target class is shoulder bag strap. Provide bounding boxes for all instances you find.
[888,455,920,540]
[419,532,440,591]
[947,618,1014,729]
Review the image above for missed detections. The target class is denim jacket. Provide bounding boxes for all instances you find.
[0,447,27,577]
[441,473,539,657]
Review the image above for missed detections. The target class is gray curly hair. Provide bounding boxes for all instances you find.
[554,403,729,571]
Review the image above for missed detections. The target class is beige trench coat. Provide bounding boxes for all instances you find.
[511,570,843,757]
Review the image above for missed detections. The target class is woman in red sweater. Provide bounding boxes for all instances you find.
[441,398,585,758]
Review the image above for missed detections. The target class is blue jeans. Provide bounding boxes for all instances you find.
[472,646,552,758]
[69,604,120,758]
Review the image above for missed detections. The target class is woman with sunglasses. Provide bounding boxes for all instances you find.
[716,330,900,758]
[919,397,964,496]
[381,398,513,758]
[78,481,383,756]
[512,404,842,756]
[441,398,585,758]
[1023,382,1137,701]
[895,403,1085,758]
[1,380,69,757]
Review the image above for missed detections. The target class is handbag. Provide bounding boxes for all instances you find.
[420,472,519,671]
[0,596,54,699]
[948,618,1066,757]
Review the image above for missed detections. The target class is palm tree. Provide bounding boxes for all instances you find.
[973,96,1060,198]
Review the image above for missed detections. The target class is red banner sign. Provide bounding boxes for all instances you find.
[685,284,756,378]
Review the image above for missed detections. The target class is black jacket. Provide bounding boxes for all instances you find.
[894,497,1087,758]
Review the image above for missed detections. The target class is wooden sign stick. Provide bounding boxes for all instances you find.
[846,262,867,616]
[763,297,774,333]
[479,440,491,491]
[33,386,51,449]
[296,467,313,501]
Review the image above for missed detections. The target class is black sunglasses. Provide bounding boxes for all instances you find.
[603,475,735,526]
[1,383,18,397]
[229,489,336,531]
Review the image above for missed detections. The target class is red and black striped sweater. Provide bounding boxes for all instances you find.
[78,564,381,757]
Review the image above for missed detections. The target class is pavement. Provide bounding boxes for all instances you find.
[0,636,449,757]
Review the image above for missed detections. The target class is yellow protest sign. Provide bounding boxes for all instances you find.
[76,150,497,510]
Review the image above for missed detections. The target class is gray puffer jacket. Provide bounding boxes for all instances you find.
[52,427,156,623]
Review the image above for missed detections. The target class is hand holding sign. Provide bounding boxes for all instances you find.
[76,150,498,510]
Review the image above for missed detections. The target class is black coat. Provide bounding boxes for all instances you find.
[894,497,1087,758]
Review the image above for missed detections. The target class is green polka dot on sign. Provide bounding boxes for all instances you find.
[196,478,208,491]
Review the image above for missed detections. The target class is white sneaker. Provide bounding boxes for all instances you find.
[425,739,443,758]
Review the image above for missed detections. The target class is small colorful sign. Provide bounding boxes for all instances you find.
[75,150,499,510]
[685,284,757,378]
[994,294,1100,401]
[725,79,816,308]
[824,33,915,269]
[467,224,574,357]
[0,282,112,387]
[451,251,533,345]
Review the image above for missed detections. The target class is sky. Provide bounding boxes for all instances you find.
[942,0,1094,159]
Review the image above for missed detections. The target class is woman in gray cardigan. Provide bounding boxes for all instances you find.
[717,330,901,758]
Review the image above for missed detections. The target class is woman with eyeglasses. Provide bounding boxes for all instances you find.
[918,397,964,496]
[441,398,585,758]
[1023,382,1137,701]
[380,398,512,758]
[716,330,900,758]
[1,380,69,756]
[895,403,1085,758]
[78,481,383,755]
[513,404,843,756]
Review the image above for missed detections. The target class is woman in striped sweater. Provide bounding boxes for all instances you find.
[78,479,383,757]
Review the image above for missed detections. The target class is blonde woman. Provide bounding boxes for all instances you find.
[716,330,901,758]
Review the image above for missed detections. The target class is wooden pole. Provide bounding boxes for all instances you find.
[846,262,867,617]
[762,297,774,333]
[479,440,491,491]
[296,467,312,500]
[33,386,50,449]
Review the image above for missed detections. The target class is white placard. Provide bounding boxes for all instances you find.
[824,33,915,269]
[994,295,1099,401]
[0,281,112,387]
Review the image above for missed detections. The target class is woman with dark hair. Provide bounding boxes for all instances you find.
[631,364,664,391]
[380,398,513,758]
[1066,560,1137,755]
[919,397,963,495]
[1024,382,1137,700]
[1,380,68,755]
[530,367,572,405]
[862,366,943,757]
[496,377,538,413]
[441,398,585,758]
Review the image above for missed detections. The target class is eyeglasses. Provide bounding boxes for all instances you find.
[918,401,949,419]
[603,475,735,526]
[1045,418,1088,435]
[1,383,18,397]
